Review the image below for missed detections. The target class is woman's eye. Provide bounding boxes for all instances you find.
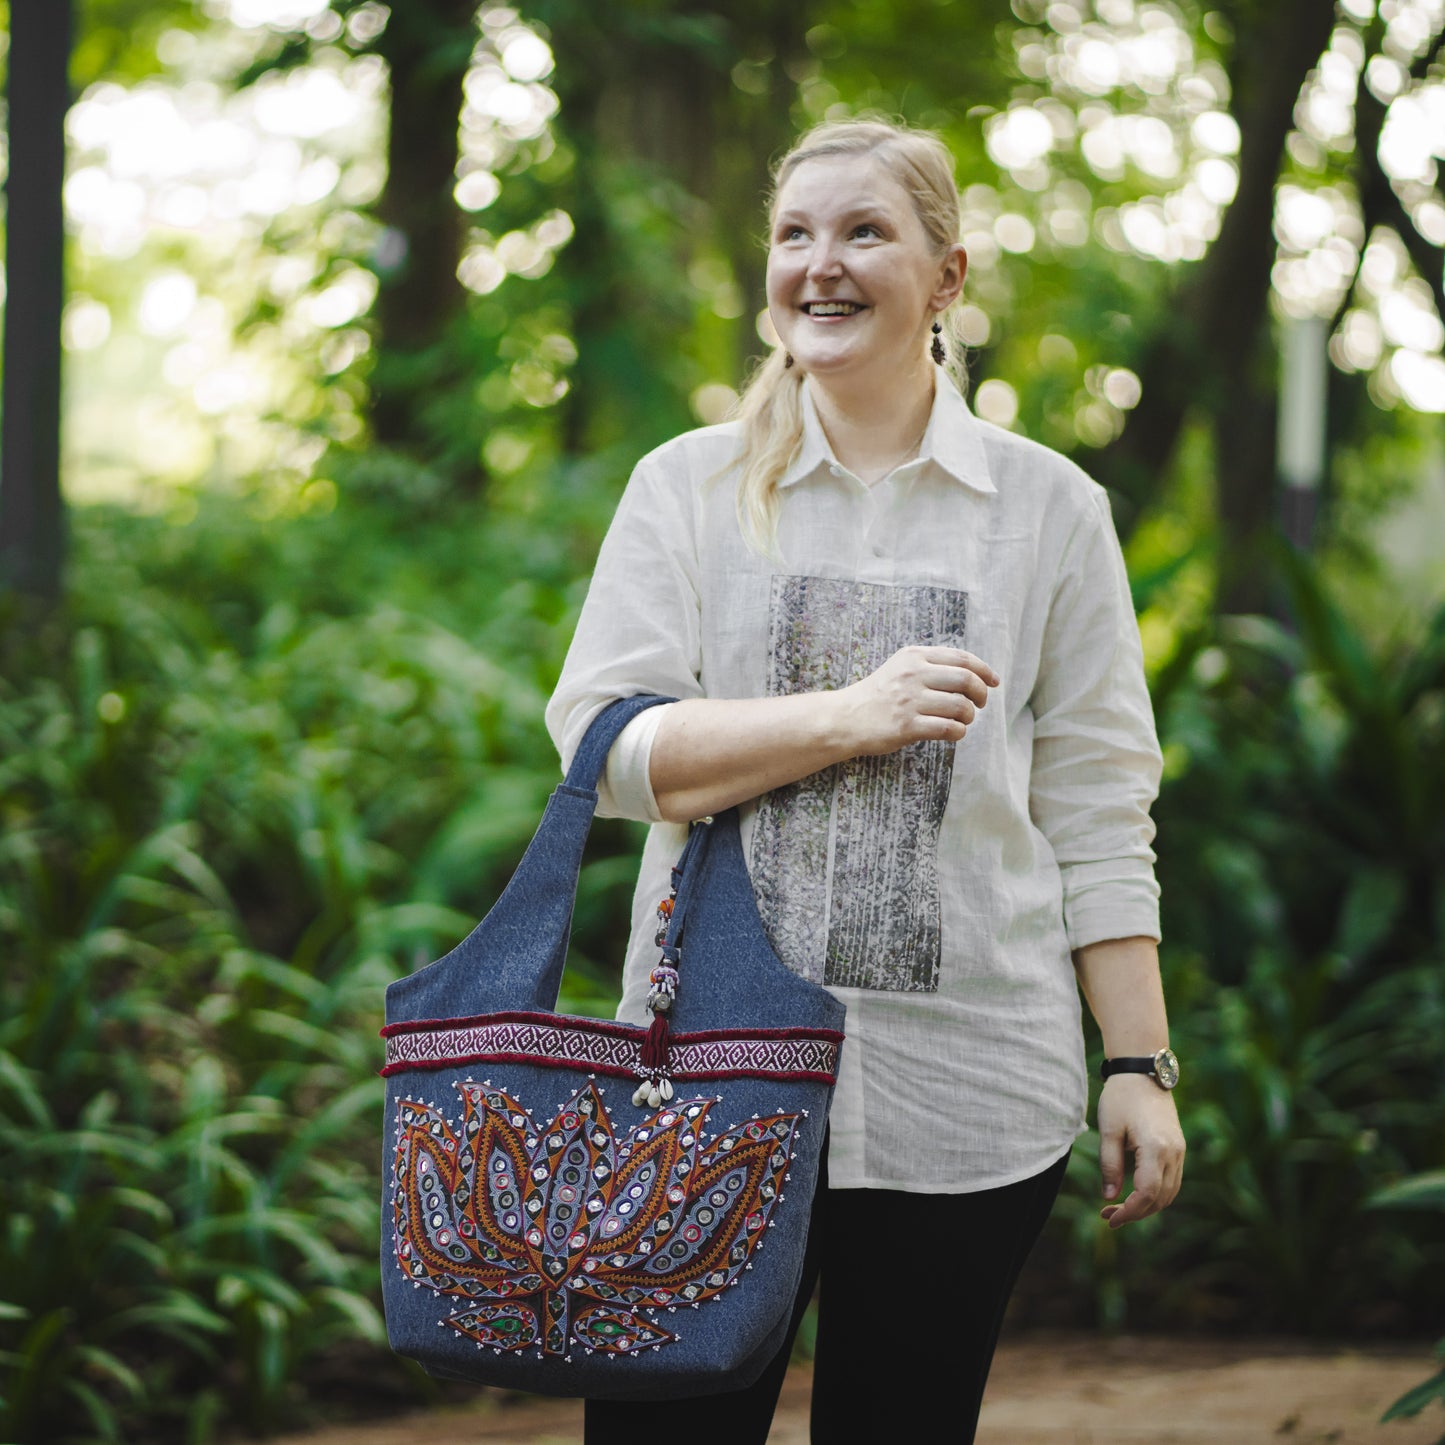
[852,224,882,239]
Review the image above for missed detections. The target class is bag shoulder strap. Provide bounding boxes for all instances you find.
[563,694,677,794]
[385,693,677,1021]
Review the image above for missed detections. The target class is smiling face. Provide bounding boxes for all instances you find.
[765,151,965,387]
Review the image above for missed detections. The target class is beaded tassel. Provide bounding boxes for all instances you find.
[634,877,682,1108]
[646,960,679,1014]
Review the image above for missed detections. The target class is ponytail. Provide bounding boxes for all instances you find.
[729,347,806,559]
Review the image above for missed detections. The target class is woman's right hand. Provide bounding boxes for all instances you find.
[837,645,1000,755]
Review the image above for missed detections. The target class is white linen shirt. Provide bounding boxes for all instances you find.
[545,370,1163,1193]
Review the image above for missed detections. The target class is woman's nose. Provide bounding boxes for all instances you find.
[805,238,844,280]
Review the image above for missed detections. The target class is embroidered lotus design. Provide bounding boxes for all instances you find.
[391,1080,799,1357]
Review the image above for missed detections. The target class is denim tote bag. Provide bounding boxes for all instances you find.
[379,694,847,1400]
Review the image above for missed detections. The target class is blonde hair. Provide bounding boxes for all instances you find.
[730,117,968,557]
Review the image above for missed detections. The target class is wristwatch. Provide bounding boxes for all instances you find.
[1100,1047,1179,1090]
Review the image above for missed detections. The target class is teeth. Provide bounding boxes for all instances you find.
[805,302,863,316]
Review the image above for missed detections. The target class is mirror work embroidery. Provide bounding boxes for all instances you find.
[392,1080,799,1358]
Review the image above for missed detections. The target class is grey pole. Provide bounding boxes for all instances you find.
[1277,314,1329,550]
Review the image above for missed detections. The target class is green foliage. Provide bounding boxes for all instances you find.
[72,0,206,88]
[1380,1348,1445,1441]
[1051,550,1445,1333]
[1369,1175,1445,1439]
[0,474,641,1441]
[5,468,1444,1434]
[14,0,1445,1433]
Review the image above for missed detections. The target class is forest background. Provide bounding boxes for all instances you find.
[2,0,1444,1440]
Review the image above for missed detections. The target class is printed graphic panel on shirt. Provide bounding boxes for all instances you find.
[751,575,966,992]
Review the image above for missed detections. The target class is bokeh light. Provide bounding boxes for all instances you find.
[690,383,740,425]
[42,0,1445,502]
[57,1,579,501]
[974,378,1020,428]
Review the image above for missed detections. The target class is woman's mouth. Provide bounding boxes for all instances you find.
[801,301,867,317]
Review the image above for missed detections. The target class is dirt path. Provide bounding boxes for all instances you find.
[276,1334,1440,1443]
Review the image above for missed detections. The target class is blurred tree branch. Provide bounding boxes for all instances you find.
[1354,24,1445,334]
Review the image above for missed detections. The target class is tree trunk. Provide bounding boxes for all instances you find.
[539,0,816,458]
[1213,319,1278,614]
[1092,0,1338,549]
[711,10,814,386]
[0,0,71,602]
[369,0,478,470]
[544,2,731,457]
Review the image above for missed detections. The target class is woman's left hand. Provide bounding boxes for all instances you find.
[1096,1074,1185,1229]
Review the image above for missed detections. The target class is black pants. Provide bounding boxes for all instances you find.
[585,1146,1070,1444]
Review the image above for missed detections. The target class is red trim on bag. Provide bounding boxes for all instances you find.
[378,1051,840,1085]
[380,1008,843,1046]
[377,1011,845,1084]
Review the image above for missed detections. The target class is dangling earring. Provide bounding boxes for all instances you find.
[784,352,795,369]
[931,321,946,365]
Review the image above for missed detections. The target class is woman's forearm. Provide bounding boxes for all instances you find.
[1071,935,1170,1055]
[645,645,1000,823]
[1074,933,1185,1228]
[648,693,856,822]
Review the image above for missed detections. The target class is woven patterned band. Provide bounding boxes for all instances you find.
[380,1010,844,1085]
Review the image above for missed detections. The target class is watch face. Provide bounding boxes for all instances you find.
[1153,1047,1180,1089]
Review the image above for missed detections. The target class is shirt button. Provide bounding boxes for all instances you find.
[829,463,843,477]
[871,543,885,557]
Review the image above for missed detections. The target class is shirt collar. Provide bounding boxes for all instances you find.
[779,369,997,495]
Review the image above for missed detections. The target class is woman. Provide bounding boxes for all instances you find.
[546,117,1184,1442]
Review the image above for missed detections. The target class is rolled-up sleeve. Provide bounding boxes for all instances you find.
[544,448,704,820]
[1027,484,1163,950]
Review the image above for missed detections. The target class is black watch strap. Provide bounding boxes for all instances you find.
[1101,1056,1156,1079]
[1101,1048,1179,1089]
